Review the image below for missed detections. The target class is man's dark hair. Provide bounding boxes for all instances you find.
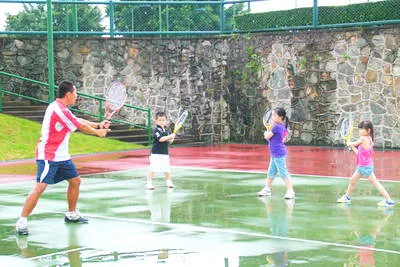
[58,81,75,98]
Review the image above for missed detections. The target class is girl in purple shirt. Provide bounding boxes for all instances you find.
[258,107,295,199]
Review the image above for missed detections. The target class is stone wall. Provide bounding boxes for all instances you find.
[1,25,399,147]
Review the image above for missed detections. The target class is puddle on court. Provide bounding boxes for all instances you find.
[1,168,400,266]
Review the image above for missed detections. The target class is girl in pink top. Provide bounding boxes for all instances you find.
[337,120,394,207]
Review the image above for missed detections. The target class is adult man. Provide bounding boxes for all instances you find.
[15,81,110,235]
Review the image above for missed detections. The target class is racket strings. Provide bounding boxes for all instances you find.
[263,110,272,130]
[176,111,188,126]
[105,83,127,110]
[340,119,353,138]
[173,110,188,133]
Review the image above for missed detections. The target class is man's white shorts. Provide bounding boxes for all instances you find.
[149,154,171,173]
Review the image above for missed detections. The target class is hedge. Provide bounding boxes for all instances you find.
[235,0,400,31]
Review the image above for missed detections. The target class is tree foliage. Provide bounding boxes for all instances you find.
[6,3,104,32]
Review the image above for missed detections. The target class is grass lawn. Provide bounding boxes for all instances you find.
[0,113,144,161]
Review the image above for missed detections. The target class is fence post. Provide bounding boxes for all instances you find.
[159,0,162,33]
[147,109,152,145]
[72,0,78,32]
[313,0,319,28]
[47,0,55,102]
[0,92,3,112]
[0,76,3,112]
[220,0,225,33]
[109,0,115,37]
[99,99,104,121]
[166,2,169,31]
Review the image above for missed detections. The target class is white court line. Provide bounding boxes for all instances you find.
[36,209,400,256]
[172,166,400,183]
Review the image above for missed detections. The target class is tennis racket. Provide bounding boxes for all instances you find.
[104,81,127,120]
[340,116,354,149]
[173,110,188,134]
[263,109,273,131]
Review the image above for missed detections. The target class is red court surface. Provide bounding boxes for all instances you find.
[1,144,399,183]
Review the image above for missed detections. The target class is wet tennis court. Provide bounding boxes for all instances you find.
[1,145,399,266]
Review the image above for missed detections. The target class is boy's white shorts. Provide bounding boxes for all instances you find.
[149,154,171,173]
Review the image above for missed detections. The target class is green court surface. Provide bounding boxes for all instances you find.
[1,168,399,266]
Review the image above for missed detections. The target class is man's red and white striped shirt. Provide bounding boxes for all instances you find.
[35,100,81,161]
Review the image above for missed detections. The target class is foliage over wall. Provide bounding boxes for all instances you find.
[235,1,400,31]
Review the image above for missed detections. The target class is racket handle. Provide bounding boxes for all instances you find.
[105,110,116,120]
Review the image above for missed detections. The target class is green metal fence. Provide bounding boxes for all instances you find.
[0,71,152,145]
[1,0,399,36]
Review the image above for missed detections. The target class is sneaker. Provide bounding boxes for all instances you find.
[258,186,271,197]
[15,221,29,236]
[64,211,89,224]
[377,200,395,207]
[146,182,155,190]
[166,180,174,188]
[284,190,295,199]
[337,194,351,204]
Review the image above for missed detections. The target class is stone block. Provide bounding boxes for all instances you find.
[337,62,354,75]
[366,71,378,83]
[385,35,398,51]
[325,61,337,72]
[383,75,393,86]
[79,46,91,55]
[351,94,361,104]
[372,34,385,48]
[371,102,386,114]
[367,58,383,70]
[354,73,365,86]
[393,65,400,76]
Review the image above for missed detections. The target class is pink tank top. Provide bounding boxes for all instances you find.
[356,137,373,166]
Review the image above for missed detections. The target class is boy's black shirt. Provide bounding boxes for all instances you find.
[151,125,171,155]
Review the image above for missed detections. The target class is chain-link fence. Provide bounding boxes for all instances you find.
[0,0,399,35]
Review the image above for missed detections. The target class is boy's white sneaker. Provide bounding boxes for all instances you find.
[284,190,295,199]
[146,182,155,190]
[258,186,272,196]
[166,180,175,188]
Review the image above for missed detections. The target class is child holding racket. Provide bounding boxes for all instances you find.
[258,107,295,199]
[337,120,394,207]
[146,111,176,190]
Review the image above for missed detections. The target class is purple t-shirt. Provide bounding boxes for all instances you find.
[268,123,287,158]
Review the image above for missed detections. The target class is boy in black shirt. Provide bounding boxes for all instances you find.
[146,112,176,190]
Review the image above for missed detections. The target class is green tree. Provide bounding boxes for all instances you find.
[6,3,104,32]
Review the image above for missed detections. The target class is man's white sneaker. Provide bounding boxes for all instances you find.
[284,190,295,199]
[15,220,29,235]
[64,211,89,223]
[166,180,174,188]
[146,182,155,190]
[258,186,272,196]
